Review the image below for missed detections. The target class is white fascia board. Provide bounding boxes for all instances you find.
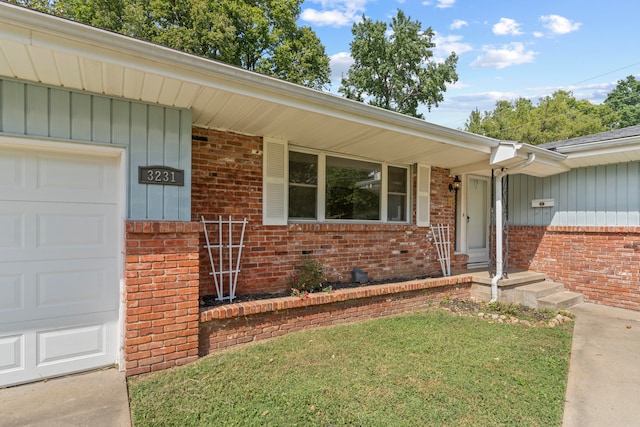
[0,2,498,155]
[555,137,640,155]
[562,144,640,163]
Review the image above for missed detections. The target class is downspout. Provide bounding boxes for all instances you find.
[490,153,535,302]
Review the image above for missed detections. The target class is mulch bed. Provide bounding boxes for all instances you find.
[199,275,431,308]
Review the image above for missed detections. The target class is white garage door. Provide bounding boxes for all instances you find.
[0,145,120,387]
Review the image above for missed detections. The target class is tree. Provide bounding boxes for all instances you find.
[11,0,330,90]
[339,9,458,119]
[464,91,608,145]
[604,75,640,128]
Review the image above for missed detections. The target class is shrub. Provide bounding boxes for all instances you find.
[289,255,325,294]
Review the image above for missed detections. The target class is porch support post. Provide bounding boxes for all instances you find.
[490,173,503,302]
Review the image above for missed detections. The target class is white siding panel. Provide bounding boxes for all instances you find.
[509,162,640,227]
[70,92,92,141]
[128,103,149,219]
[0,78,192,221]
[49,89,71,139]
[92,96,112,143]
[2,80,25,134]
[146,106,165,219]
[25,85,48,137]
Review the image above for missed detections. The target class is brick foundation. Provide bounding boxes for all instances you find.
[509,226,640,311]
[124,221,202,375]
[199,276,472,355]
[191,127,458,298]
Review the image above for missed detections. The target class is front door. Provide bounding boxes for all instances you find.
[465,175,490,265]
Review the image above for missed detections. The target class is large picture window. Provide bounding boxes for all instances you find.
[326,156,381,220]
[288,149,409,223]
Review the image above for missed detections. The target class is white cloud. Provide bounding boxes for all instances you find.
[436,0,456,8]
[533,31,544,38]
[471,42,537,69]
[329,52,354,83]
[450,19,468,30]
[433,34,473,59]
[300,0,368,27]
[540,15,581,35]
[492,18,523,36]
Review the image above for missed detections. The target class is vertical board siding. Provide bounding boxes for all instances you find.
[0,78,192,221]
[509,162,640,226]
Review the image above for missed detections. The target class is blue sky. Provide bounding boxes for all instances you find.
[298,0,640,129]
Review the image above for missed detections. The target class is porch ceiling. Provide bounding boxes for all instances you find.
[0,3,568,177]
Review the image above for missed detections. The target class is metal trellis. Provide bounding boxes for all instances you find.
[201,216,247,303]
[431,224,452,277]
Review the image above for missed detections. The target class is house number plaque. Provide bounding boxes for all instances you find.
[138,166,185,186]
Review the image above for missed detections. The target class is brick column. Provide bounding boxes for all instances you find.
[124,221,202,376]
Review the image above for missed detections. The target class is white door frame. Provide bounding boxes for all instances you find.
[459,174,490,265]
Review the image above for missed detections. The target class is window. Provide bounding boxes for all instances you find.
[287,149,409,223]
[289,151,318,219]
[326,156,381,220]
[387,166,407,222]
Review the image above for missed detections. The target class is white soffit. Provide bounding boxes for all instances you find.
[0,3,506,171]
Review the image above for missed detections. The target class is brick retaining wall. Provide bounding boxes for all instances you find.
[199,276,472,356]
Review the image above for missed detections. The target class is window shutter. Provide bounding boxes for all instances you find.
[263,137,288,225]
[416,164,431,227]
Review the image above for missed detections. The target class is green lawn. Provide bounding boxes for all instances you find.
[128,309,573,426]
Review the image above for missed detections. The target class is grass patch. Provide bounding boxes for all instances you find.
[128,309,572,426]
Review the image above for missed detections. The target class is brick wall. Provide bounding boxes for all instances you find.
[191,127,457,298]
[199,276,471,355]
[124,221,202,375]
[509,225,640,311]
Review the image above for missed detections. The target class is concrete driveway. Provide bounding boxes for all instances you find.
[0,367,131,427]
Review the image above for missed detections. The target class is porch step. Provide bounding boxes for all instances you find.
[518,281,565,308]
[537,291,584,311]
[469,270,583,310]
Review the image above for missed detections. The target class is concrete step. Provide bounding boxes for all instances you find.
[537,291,584,310]
[471,270,547,287]
[518,281,566,308]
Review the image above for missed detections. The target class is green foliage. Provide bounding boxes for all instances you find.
[465,90,609,145]
[289,255,325,294]
[129,309,572,426]
[604,75,640,128]
[339,9,458,118]
[15,0,330,90]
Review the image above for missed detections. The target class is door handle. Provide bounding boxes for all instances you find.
[466,215,470,223]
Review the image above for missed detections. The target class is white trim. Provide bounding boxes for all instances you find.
[287,146,411,224]
[0,3,500,154]
[0,134,125,156]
